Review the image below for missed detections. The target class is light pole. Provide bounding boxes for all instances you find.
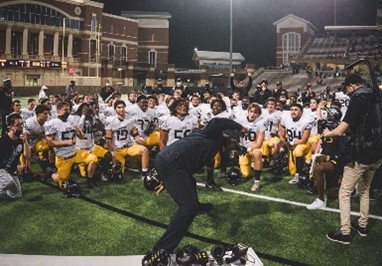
[229,0,233,75]
[333,0,337,25]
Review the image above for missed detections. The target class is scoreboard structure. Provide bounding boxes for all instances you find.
[0,59,64,69]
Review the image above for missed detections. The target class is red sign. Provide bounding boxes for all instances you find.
[68,67,75,75]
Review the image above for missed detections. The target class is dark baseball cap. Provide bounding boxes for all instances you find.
[343,73,364,87]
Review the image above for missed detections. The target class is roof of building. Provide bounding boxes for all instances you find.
[273,14,318,32]
[193,50,245,61]
[120,11,172,19]
[324,25,379,32]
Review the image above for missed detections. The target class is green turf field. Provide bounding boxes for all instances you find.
[1,97,381,265]
[1,168,381,265]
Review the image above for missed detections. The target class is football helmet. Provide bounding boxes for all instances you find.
[142,249,170,266]
[21,168,35,182]
[226,167,241,185]
[61,180,81,198]
[271,152,289,176]
[176,245,208,266]
[108,162,123,181]
[143,168,162,191]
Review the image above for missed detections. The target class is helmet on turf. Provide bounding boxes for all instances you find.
[108,162,123,180]
[143,168,161,191]
[226,167,241,185]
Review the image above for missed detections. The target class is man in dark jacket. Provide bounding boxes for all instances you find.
[100,80,115,102]
[142,118,247,264]
[230,72,252,98]
[253,79,273,106]
[323,73,382,244]
[0,78,13,136]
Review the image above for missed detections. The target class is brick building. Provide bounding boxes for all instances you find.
[273,14,317,66]
[0,0,172,89]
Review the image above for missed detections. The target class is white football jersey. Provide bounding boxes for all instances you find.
[280,115,312,142]
[188,104,203,119]
[235,116,266,148]
[126,105,157,137]
[20,108,35,122]
[262,110,282,139]
[105,116,135,149]
[156,103,171,120]
[334,91,350,118]
[23,116,46,147]
[44,118,77,158]
[67,115,96,150]
[160,115,198,146]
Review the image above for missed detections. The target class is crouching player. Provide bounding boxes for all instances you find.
[105,100,150,179]
[0,114,30,199]
[22,104,53,179]
[45,102,99,197]
[68,103,112,181]
[236,103,265,192]
[307,107,345,210]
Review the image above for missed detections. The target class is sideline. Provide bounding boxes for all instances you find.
[197,182,382,221]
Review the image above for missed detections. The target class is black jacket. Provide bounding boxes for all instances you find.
[156,118,242,173]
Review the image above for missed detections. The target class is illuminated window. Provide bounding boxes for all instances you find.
[282,32,301,65]
[91,14,97,32]
[0,4,83,30]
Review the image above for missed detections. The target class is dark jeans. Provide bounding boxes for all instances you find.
[153,155,200,253]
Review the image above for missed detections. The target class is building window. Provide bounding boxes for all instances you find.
[89,39,96,63]
[26,75,41,86]
[91,14,97,32]
[149,50,157,65]
[282,32,301,65]
[121,46,127,63]
[108,43,115,60]
[0,4,83,30]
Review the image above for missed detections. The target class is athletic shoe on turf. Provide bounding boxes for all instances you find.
[251,181,261,192]
[100,173,108,182]
[288,174,299,185]
[351,223,368,237]
[87,179,100,189]
[306,198,326,210]
[205,182,223,192]
[326,230,351,245]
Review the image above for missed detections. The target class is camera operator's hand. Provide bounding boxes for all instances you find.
[322,128,331,138]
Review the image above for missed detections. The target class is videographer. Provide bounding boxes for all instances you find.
[324,73,382,245]
[0,78,14,136]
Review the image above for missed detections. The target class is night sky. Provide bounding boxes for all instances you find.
[98,0,376,68]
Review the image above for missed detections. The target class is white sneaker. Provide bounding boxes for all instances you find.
[288,174,299,185]
[100,173,108,182]
[306,198,327,210]
[251,181,260,192]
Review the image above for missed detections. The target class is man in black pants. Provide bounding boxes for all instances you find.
[142,118,247,265]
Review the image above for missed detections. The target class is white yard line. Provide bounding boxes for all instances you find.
[196,182,382,221]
